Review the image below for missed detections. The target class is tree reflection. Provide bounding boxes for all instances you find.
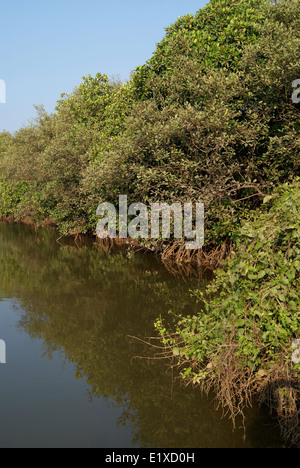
[0,223,281,448]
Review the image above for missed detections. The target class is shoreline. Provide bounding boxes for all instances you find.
[0,215,217,276]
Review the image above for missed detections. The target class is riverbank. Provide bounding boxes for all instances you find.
[0,202,224,274]
[0,214,58,229]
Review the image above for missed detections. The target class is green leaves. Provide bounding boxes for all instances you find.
[257,270,266,280]
[133,0,270,101]
[1,0,299,246]
[156,179,300,401]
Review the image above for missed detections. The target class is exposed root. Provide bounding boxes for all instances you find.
[161,239,233,270]
[94,236,232,276]
[135,331,300,447]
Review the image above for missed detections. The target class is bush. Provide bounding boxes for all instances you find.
[0,0,299,253]
[85,0,299,257]
[155,180,300,445]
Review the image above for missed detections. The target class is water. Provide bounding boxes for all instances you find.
[0,222,282,448]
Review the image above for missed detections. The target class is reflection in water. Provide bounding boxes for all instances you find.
[0,222,282,448]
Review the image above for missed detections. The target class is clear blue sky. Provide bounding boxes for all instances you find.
[0,0,208,134]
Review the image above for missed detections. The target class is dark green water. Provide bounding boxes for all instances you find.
[0,222,282,448]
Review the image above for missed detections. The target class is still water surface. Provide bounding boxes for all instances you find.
[0,222,282,448]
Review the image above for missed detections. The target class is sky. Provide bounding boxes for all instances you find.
[0,0,208,134]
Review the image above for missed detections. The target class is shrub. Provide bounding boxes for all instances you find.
[155,180,300,445]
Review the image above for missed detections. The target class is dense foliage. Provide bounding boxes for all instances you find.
[155,180,300,444]
[0,0,299,251]
[0,0,299,445]
[156,180,300,372]
[0,75,135,233]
